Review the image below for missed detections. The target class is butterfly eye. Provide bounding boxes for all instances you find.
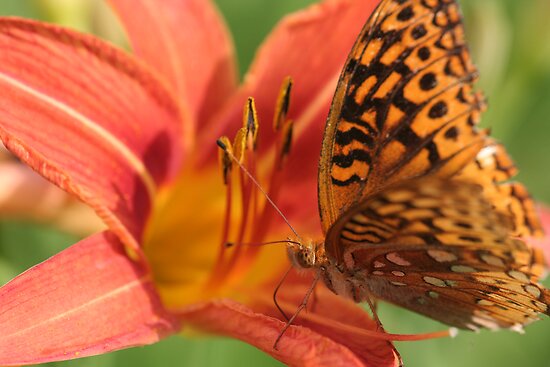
[292,244,320,269]
[302,252,312,266]
[286,244,310,269]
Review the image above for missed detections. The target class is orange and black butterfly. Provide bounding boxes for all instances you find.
[287,0,549,332]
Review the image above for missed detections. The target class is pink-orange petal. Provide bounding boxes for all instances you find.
[109,0,238,127]
[179,299,369,367]
[255,276,401,367]
[0,231,179,366]
[0,18,185,248]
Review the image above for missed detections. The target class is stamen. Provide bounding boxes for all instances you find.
[232,127,247,163]
[300,311,455,341]
[272,297,455,342]
[209,124,257,288]
[273,77,293,131]
[211,78,298,291]
[218,143,301,241]
[224,99,261,280]
[207,137,235,289]
[218,167,233,252]
[217,136,233,184]
[244,80,299,252]
[244,97,259,148]
[278,120,294,165]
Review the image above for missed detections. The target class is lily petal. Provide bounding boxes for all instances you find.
[109,0,238,126]
[256,278,401,367]
[0,231,179,366]
[179,299,368,367]
[0,18,185,248]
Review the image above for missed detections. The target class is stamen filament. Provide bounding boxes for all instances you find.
[211,80,298,291]
[297,310,455,341]
[207,139,236,289]
[217,140,301,241]
[223,135,259,283]
[268,296,454,342]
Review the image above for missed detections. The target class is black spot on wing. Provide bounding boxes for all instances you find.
[331,174,363,187]
[428,100,448,118]
[335,127,375,148]
[332,149,372,168]
[420,72,437,90]
[444,126,459,140]
[411,24,428,40]
[397,6,414,21]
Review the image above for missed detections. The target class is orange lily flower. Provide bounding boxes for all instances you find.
[0,0,413,366]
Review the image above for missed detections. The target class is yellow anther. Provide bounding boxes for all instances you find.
[278,119,294,168]
[243,97,259,148]
[273,76,293,131]
[216,136,233,184]
[232,127,247,163]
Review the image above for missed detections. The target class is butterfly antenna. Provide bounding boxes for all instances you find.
[216,139,303,243]
[225,240,301,248]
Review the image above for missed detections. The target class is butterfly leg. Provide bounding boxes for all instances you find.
[351,280,384,329]
[371,298,378,312]
[363,291,402,364]
[272,265,294,321]
[273,273,321,350]
[364,291,384,330]
[308,281,319,313]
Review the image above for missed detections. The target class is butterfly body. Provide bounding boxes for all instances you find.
[287,0,549,332]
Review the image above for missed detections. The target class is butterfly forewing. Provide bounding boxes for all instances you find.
[318,0,486,237]
[325,178,549,330]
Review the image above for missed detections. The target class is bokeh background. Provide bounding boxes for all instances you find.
[1,0,549,366]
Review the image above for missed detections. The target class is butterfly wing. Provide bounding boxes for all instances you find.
[455,139,543,237]
[325,177,549,330]
[318,0,487,236]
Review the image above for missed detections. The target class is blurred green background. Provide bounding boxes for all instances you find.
[1,0,549,366]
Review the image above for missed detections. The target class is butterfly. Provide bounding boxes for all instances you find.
[286,0,550,332]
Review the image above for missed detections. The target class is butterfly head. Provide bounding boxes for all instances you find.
[286,238,327,270]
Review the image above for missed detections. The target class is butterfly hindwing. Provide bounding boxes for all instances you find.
[324,177,549,329]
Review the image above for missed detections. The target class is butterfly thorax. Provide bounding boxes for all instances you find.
[286,238,329,270]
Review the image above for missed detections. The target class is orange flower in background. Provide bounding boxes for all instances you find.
[0,145,103,234]
[0,0,409,366]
